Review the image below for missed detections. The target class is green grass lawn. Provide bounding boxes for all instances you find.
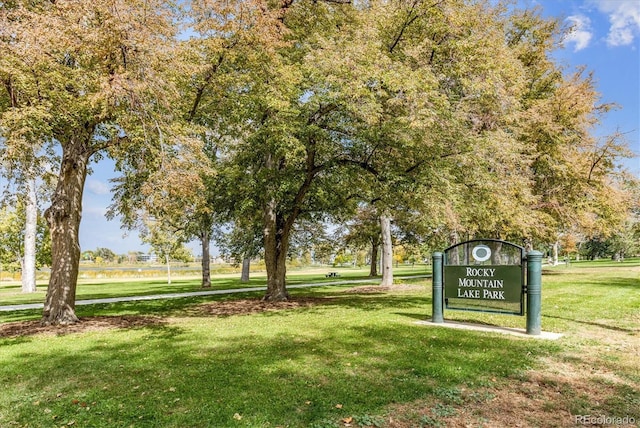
[0,260,638,427]
[0,265,431,306]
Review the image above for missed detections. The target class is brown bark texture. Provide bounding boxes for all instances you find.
[380,214,393,286]
[201,230,211,288]
[240,257,250,283]
[42,144,90,325]
[369,240,378,277]
[262,198,290,302]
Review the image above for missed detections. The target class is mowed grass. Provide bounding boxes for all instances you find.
[0,259,638,427]
[0,265,430,306]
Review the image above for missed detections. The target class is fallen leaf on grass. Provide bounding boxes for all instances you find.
[342,416,353,424]
[233,413,242,420]
[335,404,343,409]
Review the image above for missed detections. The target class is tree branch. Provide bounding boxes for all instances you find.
[307,103,339,125]
[388,0,444,53]
[334,158,380,177]
[280,0,351,22]
[2,78,18,108]
[187,53,227,122]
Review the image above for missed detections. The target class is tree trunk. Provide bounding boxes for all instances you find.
[201,230,211,288]
[263,198,290,301]
[552,241,559,266]
[165,254,171,284]
[42,145,90,325]
[260,141,316,300]
[369,239,378,277]
[22,177,37,293]
[380,214,393,286]
[241,257,250,283]
[523,239,533,253]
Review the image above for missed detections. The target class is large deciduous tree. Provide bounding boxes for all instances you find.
[110,0,285,289]
[205,0,360,301]
[0,0,179,324]
[505,9,636,248]
[218,0,536,298]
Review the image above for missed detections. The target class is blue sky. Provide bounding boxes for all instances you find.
[527,0,640,170]
[80,0,640,255]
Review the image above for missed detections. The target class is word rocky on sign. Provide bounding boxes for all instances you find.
[465,267,495,276]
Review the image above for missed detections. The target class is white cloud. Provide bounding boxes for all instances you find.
[564,15,593,51]
[84,205,108,218]
[87,179,110,195]
[593,0,640,47]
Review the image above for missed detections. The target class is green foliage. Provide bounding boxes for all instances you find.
[353,413,385,427]
[0,201,50,269]
[332,249,354,267]
[142,218,194,263]
[2,0,637,315]
[94,248,116,263]
[581,237,612,260]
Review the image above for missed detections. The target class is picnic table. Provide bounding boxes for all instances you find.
[325,272,340,278]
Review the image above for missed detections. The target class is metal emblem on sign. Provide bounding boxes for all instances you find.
[472,245,491,262]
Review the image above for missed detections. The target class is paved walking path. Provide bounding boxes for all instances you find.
[0,275,430,312]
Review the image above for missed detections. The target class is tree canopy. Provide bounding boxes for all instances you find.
[1,0,636,322]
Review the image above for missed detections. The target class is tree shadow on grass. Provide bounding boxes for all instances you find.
[544,314,639,334]
[189,293,425,314]
[0,306,554,428]
[0,315,170,339]
[0,290,428,341]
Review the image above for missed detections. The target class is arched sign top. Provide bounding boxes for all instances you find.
[444,239,524,267]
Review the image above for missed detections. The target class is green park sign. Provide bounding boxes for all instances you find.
[444,266,522,304]
[431,239,544,335]
[443,240,525,315]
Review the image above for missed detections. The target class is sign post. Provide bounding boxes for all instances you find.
[526,251,543,335]
[432,252,444,323]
